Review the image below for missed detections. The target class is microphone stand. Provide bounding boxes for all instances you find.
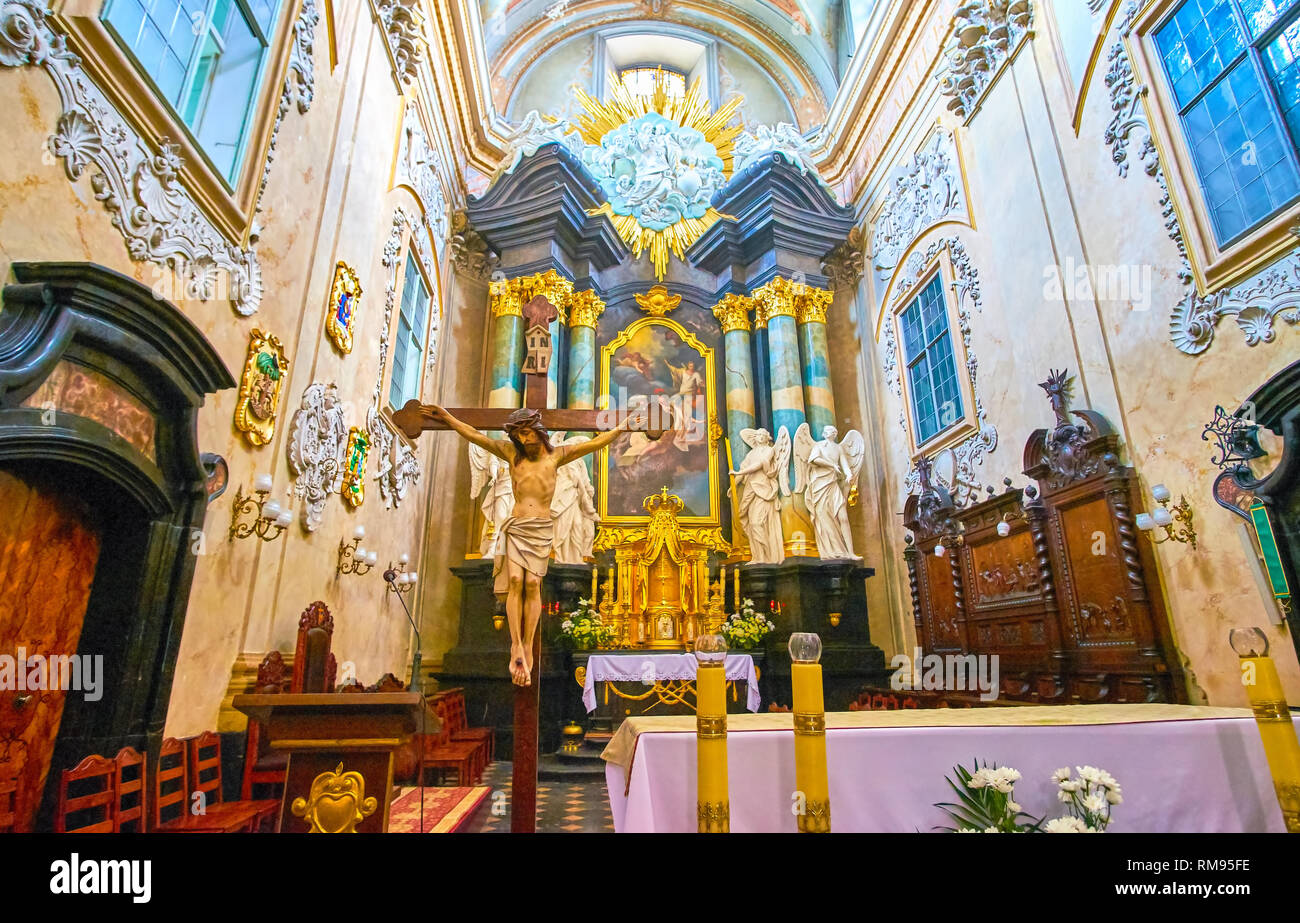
[385,568,423,695]
[386,567,427,831]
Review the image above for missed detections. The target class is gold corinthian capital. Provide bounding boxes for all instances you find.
[568,289,606,328]
[710,293,754,333]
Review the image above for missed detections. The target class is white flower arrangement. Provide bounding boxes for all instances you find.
[936,762,1122,833]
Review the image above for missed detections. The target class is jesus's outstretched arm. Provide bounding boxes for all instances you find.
[426,405,513,461]
[559,410,646,464]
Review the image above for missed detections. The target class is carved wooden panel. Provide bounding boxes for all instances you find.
[920,552,962,650]
[0,468,102,831]
[901,369,1186,704]
[1053,495,1137,647]
[966,529,1039,610]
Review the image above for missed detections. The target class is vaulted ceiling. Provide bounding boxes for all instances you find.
[476,0,852,129]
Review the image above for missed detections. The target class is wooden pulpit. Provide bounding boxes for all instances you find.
[232,693,437,833]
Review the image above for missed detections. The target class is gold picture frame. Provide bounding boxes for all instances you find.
[597,315,721,527]
[327,261,363,354]
[341,426,368,508]
[234,328,289,447]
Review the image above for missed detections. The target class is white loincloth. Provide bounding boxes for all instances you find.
[493,516,554,599]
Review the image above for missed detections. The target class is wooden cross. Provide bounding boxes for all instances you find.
[391,293,611,833]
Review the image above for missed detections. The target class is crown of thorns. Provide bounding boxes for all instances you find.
[503,408,546,434]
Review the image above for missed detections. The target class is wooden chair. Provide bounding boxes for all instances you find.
[241,651,289,802]
[56,755,115,833]
[443,690,494,764]
[187,732,278,832]
[153,737,259,833]
[0,776,15,833]
[113,747,146,832]
[422,697,484,786]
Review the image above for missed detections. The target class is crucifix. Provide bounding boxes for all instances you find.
[392,292,648,832]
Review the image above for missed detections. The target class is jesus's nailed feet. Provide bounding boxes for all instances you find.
[509,644,530,687]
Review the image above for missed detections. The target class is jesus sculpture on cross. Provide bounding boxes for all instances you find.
[421,404,643,686]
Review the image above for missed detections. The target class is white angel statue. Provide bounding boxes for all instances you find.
[549,433,599,564]
[469,442,514,557]
[729,427,791,565]
[794,423,865,560]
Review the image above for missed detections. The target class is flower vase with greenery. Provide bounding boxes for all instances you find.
[558,598,616,651]
[720,599,774,651]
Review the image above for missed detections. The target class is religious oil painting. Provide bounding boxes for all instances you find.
[599,317,718,523]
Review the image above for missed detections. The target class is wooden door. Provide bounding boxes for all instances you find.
[0,467,102,831]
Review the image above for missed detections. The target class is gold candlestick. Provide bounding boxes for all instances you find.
[695,633,729,832]
[790,632,830,833]
[1231,628,1300,832]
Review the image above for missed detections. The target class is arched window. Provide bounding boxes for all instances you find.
[618,65,686,98]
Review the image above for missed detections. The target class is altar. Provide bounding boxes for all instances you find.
[601,705,1300,833]
[578,651,761,721]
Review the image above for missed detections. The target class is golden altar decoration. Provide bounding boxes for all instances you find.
[594,489,730,649]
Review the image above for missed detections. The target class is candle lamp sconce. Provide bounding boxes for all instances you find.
[932,521,966,559]
[229,484,292,542]
[385,557,416,595]
[1136,485,1198,550]
[336,535,377,577]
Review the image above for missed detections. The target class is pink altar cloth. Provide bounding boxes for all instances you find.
[602,705,1298,833]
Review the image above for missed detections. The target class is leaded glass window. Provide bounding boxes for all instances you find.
[900,275,964,447]
[1155,0,1300,244]
[388,253,430,411]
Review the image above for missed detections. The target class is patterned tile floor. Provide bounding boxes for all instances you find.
[458,761,616,833]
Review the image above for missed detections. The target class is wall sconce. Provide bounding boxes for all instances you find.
[934,522,966,557]
[337,525,377,577]
[229,473,292,542]
[1136,484,1198,549]
[996,483,1035,537]
[385,553,416,595]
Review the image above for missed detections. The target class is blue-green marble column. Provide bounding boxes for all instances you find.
[567,289,604,476]
[712,294,756,466]
[755,277,807,446]
[797,288,836,436]
[487,278,524,409]
[566,290,603,410]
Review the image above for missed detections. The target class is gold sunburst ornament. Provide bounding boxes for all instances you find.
[574,70,743,280]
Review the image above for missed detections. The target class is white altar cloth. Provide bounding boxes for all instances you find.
[581,653,761,714]
[602,705,1298,833]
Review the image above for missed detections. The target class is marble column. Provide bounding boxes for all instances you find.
[566,289,604,411]
[711,294,756,466]
[487,277,524,409]
[796,287,836,436]
[754,277,807,445]
[567,289,604,476]
[488,270,574,410]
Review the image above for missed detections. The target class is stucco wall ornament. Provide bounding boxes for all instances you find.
[1102,1,1300,353]
[373,0,425,86]
[493,110,582,180]
[937,0,1034,121]
[733,122,830,190]
[0,0,280,315]
[286,381,348,531]
[395,102,449,243]
[872,131,967,282]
